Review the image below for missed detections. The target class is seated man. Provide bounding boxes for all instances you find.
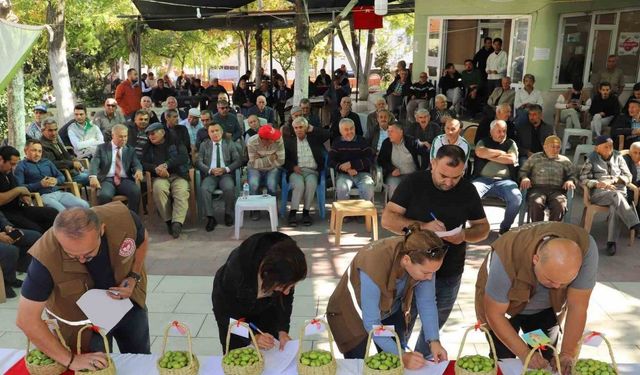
[179,108,204,153]
[406,72,436,121]
[205,79,228,110]
[141,123,191,238]
[430,94,457,126]
[486,77,515,114]
[476,103,518,145]
[622,82,640,114]
[196,123,243,231]
[554,81,591,130]
[133,96,159,124]
[40,118,90,186]
[408,109,442,166]
[164,109,191,157]
[248,95,276,124]
[472,120,522,234]
[127,109,150,159]
[579,136,640,255]
[89,124,143,213]
[92,98,126,141]
[623,141,640,214]
[159,96,187,123]
[284,117,330,227]
[26,104,49,141]
[300,98,321,127]
[244,114,262,144]
[513,74,544,127]
[515,104,555,166]
[330,96,363,141]
[612,98,640,150]
[377,123,421,199]
[0,210,41,298]
[246,125,285,220]
[366,109,392,155]
[385,69,411,118]
[430,118,470,164]
[476,222,598,374]
[589,82,619,137]
[66,104,104,159]
[329,118,375,202]
[14,140,90,212]
[519,135,575,222]
[324,76,351,115]
[438,63,464,116]
[212,100,243,142]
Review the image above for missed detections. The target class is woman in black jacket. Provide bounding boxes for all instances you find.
[212,232,307,352]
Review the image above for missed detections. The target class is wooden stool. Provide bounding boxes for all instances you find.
[330,199,378,246]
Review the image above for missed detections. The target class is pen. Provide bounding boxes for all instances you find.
[430,212,438,221]
[248,322,264,335]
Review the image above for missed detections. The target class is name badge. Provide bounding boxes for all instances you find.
[119,238,136,257]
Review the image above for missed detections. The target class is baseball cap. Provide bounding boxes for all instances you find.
[145,122,165,134]
[594,135,612,146]
[258,124,281,141]
[188,108,201,117]
[34,104,47,113]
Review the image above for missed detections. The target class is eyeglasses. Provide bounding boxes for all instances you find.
[423,245,449,258]
[63,241,101,263]
[106,104,117,107]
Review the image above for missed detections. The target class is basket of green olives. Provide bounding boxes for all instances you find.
[297,319,337,375]
[221,321,264,375]
[156,322,199,375]
[454,324,498,375]
[521,343,561,375]
[25,320,68,375]
[571,332,618,375]
[76,325,116,375]
[362,328,403,375]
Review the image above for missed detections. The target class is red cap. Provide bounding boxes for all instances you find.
[258,124,281,140]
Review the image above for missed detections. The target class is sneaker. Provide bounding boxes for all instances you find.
[288,211,298,227]
[206,216,217,232]
[250,211,260,221]
[9,279,23,288]
[171,222,182,238]
[302,210,312,226]
[605,241,617,256]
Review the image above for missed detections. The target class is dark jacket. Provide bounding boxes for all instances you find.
[385,77,411,98]
[623,154,639,185]
[14,158,65,194]
[589,94,620,118]
[89,142,143,182]
[141,137,190,179]
[473,46,494,79]
[196,139,242,177]
[515,121,555,156]
[329,110,363,141]
[232,88,255,108]
[167,125,192,159]
[377,135,422,178]
[40,137,76,173]
[283,127,330,177]
[439,72,464,94]
[611,114,640,149]
[329,135,374,173]
[408,81,436,100]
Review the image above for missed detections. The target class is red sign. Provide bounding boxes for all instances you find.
[622,38,639,52]
[352,6,383,30]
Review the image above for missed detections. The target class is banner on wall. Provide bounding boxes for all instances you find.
[618,32,640,56]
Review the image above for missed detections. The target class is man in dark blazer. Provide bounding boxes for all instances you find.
[39,118,90,186]
[196,123,243,231]
[377,123,422,199]
[623,141,640,215]
[284,117,330,226]
[89,124,143,213]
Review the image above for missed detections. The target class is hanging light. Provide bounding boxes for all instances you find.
[196,7,202,19]
[374,0,388,16]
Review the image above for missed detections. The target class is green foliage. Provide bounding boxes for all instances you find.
[374,49,393,86]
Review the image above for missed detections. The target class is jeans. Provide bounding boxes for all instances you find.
[514,108,529,128]
[445,88,462,115]
[343,307,407,359]
[0,228,40,282]
[89,302,150,354]
[408,273,462,357]
[336,172,374,201]
[72,172,90,186]
[41,190,90,212]
[289,169,318,211]
[473,177,522,232]
[248,168,280,195]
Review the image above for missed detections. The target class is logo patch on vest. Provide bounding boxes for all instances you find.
[119,238,136,257]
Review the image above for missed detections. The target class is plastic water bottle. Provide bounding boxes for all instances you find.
[242,182,250,199]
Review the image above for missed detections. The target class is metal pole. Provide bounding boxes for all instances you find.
[269,25,273,84]
[136,16,142,75]
[356,29,361,103]
[331,11,335,76]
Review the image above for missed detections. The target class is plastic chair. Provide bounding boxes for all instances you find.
[561,128,592,154]
[580,182,638,247]
[280,153,327,219]
[518,188,575,225]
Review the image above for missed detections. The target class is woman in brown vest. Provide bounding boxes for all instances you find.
[326,224,448,370]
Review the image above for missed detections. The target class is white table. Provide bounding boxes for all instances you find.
[2,349,638,375]
[234,195,278,239]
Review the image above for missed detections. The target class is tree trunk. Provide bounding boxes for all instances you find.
[255,27,263,85]
[358,29,376,101]
[337,21,376,102]
[7,70,26,153]
[128,52,139,72]
[46,0,74,126]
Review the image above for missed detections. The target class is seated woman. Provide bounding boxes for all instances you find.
[211,232,307,352]
[327,224,448,370]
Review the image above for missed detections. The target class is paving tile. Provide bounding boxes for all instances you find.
[146,275,164,292]
[0,310,21,332]
[0,332,27,349]
[148,312,206,337]
[0,296,19,310]
[196,314,218,338]
[292,296,319,317]
[154,276,213,294]
[146,292,183,313]
[174,294,213,314]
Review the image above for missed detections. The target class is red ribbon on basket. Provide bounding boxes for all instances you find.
[235,318,246,327]
[375,326,387,335]
[474,321,482,331]
[90,325,101,334]
[172,321,187,335]
[310,319,322,329]
[584,331,601,343]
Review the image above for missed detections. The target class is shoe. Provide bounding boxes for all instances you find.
[171,222,182,238]
[288,211,298,227]
[4,285,16,298]
[302,210,312,226]
[9,279,23,288]
[632,223,640,238]
[165,220,172,234]
[498,228,509,236]
[250,211,261,221]
[605,241,617,256]
[206,216,217,232]
[224,214,233,227]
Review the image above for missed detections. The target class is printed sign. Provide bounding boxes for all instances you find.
[304,319,326,336]
[372,325,396,337]
[229,318,249,338]
[521,329,551,348]
[583,331,604,347]
[618,32,640,56]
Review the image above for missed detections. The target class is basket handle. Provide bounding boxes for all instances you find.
[225,321,264,362]
[364,327,404,370]
[76,325,114,368]
[520,343,561,375]
[576,332,618,373]
[26,319,70,355]
[296,318,336,360]
[455,324,499,368]
[161,321,196,366]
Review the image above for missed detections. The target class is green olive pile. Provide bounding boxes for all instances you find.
[365,352,401,371]
[524,370,553,375]
[299,350,333,367]
[159,351,191,369]
[456,355,495,372]
[222,347,260,367]
[574,359,616,375]
[26,350,55,366]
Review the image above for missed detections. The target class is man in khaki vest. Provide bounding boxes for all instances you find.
[16,202,150,372]
[475,222,598,375]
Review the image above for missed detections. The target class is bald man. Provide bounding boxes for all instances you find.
[475,222,598,375]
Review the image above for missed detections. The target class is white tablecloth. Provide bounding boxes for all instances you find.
[2,349,639,375]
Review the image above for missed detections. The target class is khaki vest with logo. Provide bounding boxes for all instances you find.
[475,222,589,326]
[28,202,147,351]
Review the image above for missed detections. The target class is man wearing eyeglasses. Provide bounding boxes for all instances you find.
[92,98,125,141]
[17,203,150,371]
[475,222,598,375]
[212,100,243,142]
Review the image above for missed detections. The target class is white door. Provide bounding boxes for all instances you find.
[508,17,530,85]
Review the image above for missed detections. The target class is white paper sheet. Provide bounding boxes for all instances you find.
[261,339,299,375]
[76,289,133,333]
[435,225,463,238]
[404,360,450,375]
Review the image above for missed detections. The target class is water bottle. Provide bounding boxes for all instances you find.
[242,182,250,199]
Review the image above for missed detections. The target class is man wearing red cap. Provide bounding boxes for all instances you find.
[246,124,285,220]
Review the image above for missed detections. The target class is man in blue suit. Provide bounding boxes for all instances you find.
[89,124,143,213]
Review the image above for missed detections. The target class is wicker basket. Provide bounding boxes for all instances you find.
[221,321,264,375]
[454,324,498,375]
[571,332,618,375]
[156,321,200,375]
[75,325,116,375]
[520,344,561,375]
[362,328,404,375]
[297,318,337,375]
[25,320,68,375]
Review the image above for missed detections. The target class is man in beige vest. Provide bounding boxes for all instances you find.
[475,222,598,375]
[16,202,150,372]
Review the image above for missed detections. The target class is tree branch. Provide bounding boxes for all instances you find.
[311,0,358,46]
[336,24,356,73]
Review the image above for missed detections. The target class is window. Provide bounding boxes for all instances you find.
[616,10,640,85]
[509,18,529,84]
[556,15,590,85]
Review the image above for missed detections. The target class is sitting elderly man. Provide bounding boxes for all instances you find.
[612,98,640,150]
[516,104,555,166]
[623,141,640,215]
[212,100,243,142]
[430,118,470,164]
[377,123,421,199]
[300,98,321,127]
[92,98,126,141]
[430,94,457,126]
[408,109,441,165]
[134,96,159,124]
[579,135,640,255]
[473,120,522,235]
[39,118,90,186]
[196,123,243,231]
[284,117,330,227]
[179,108,204,153]
[366,109,392,155]
[248,95,276,124]
[159,96,187,123]
[330,96,363,141]
[247,124,285,220]
[141,123,191,238]
[366,98,396,138]
[127,109,151,159]
[89,124,143,213]
[329,118,375,202]
[519,135,575,222]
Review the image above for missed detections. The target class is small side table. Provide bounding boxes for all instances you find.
[330,199,378,246]
[234,195,278,240]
